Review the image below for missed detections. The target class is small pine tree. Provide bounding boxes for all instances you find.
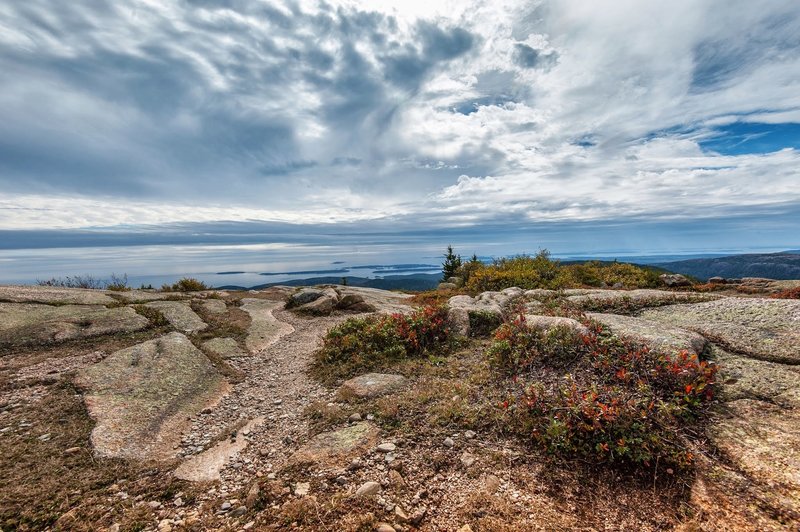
[442,245,463,282]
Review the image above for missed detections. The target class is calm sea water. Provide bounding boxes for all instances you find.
[0,242,446,288]
[0,240,758,289]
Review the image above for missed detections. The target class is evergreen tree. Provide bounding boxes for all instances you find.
[442,245,462,282]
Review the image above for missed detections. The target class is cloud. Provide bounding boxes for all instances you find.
[0,0,798,252]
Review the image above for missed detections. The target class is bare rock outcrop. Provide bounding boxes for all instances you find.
[641,297,800,364]
[587,312,708,356]
[0,303,149,347]
[76,332,229,460]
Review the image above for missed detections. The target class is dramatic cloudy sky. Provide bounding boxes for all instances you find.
[1,0,799,252]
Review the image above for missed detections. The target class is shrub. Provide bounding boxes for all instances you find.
[314,305,450,381]
[487,316,587,373]
[105,273,130,292]
[466,251,562,292]
[37,273,130,290]
[489,317,717,468]
[560,261,663,289]
[463,252,665,293]
[468,310,503,337]
[771,287,800,299]
[162,278,210,292]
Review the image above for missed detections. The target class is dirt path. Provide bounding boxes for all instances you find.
[177,308,350,501]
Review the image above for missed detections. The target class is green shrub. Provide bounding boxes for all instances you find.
[466,251,562,292]
[561,261,663,288]
[487,317,586,373]
[463,251,664,292]
[489,318,717,468]
[162,278,209,292]
[313,305,451,381]
[468,310,503,337]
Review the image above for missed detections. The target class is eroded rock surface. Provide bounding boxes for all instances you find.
[713,347,800,407]
[705,400,800,523]
[202,337,246,359]
[241,298,294,353]
[566,289,715,309]
[144,301,207,333]
[524,315,590,335]
[199,298,227,314]
[0,285,116,305]
[76,332,229,460]
[0,303,149,347]
[641,297,800,364]
[175,418,263,482]
[587,312,708,356]
[289,422,380,467]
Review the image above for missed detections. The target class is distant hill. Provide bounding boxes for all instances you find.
[217,272,441,292]
[655,252,800,281]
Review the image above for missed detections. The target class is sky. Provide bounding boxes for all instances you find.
[1,0,799,255]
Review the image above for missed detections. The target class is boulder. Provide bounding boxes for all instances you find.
[0,303,149,347]
[294,287,340,315]
[298,293,337,315]
[289,422,380,467]
[145,301,207,333]
[660,273,692,287]
[641,298,800,364]
[438,282,458,290]
[336,286,412,315]
[338,373,408,399]
[76,332,229,460]
[586,313,708,356]
[447,307,470,337]
[241,298,294,354]
[287,287,326,307]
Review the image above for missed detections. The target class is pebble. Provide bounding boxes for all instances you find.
[410,507,428,526]
[348,413,362,422]
[376,442,396,453]
[294,482,310,496]
[355,481,381,497]
[376,523,395,532]
[64,447,81,455]
[220,501,232,511]
[464,430,477,439]
[443,437,455,448]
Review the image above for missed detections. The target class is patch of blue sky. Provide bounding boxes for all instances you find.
[699,122,800,155]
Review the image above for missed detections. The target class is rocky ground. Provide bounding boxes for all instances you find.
[0,283,797,531]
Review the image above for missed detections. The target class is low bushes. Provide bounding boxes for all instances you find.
[161,277,209,292]
[490,316,717,468]
[462,251,666,292]
[313,305,451,381]
[771,287,800,299]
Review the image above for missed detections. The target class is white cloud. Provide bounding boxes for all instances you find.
[0,0,798,232]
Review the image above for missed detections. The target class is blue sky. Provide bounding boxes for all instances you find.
[0,0,799,253]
